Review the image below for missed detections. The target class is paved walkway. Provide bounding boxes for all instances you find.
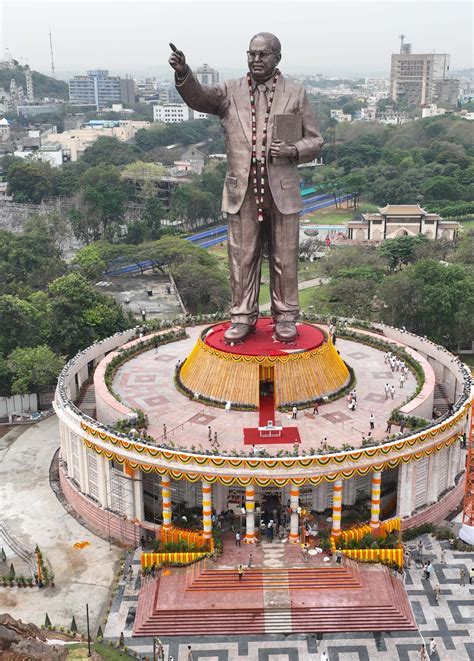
[103,534,474,660]
[0,417,121,631]
[113,325,418,453]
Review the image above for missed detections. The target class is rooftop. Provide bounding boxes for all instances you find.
[378,204,427,215]
[110,324,421,454]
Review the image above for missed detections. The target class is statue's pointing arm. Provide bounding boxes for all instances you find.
[169,47,227,117]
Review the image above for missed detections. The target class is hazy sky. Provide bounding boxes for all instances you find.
[1,0,472,79]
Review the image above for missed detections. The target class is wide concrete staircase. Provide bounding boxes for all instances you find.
[184,560,362,591]
[133,561,417,636]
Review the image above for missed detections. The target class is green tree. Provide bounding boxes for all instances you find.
[378,259,474,347]
[70,165,129,243]
[82,136,141,166]
[422,176,462,201]
[0,295,45,356]
[7,345,64,394]
[46,273,131,357]
[0,228,66,296]
[172,261,229,313]
[378,235,428,270]
[6,160,58,203]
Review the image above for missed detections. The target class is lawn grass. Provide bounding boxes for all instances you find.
[299,286,319,310]
[66,642,135,659]
[302,199,379,225]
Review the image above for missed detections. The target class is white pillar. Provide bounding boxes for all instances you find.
[447,443,457,487]
[427,452,440,504]
[397,462,414,518]
[213,483,227,515]
[289,483,300,543]
[331,479,343,538]
[370,471,382,531]
[202,480,212,540]
[78,440,88,492]
[133,468,144,521]
[314,482,327,512]
[161,474,172,529]
[65,429,74,477]
[245,484,255,543]
[97,454,109,508]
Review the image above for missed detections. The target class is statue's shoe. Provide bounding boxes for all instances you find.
[275,321,297,342]
[224,323,256,343]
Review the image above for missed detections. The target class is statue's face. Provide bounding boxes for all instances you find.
[247,35,281,82]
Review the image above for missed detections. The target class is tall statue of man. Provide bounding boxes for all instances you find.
[169,33,323,342]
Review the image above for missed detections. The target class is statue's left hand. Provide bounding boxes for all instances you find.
[269,140,293,159]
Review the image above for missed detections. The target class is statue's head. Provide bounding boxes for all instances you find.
[247,32,281,82]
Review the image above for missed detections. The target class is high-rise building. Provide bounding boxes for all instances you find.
[196,63,219,85]
[25,66,34,102]
[390,37,459,107]
[69,70,136,110]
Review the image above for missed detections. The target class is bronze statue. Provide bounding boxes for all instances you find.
[169,33,323,342]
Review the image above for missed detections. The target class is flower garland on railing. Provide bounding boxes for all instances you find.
[56,313,472,486]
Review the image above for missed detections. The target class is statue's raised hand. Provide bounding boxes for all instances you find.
[169,44,187,75]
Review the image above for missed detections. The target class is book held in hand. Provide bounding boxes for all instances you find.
[273,114,303,144]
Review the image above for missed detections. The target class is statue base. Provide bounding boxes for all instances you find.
[178,319,350,408]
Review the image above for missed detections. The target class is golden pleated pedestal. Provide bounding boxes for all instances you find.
[179,320,350,408]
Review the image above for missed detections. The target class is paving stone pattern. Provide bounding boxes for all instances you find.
[113,326,418,453]
[104,536,474,660]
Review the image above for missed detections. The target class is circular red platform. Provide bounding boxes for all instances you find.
[204,319,325,356]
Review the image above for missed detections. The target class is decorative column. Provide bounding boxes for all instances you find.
[396,462,414,518]
[289,483,300,543]
[427,452,440,504]
[369,470,382,531]
[245,484,255,543]
[133,468,144,521]
[97,454,109,508]
[202,480,212,540]
[78,440,89,493]
[331,479,343,538]
[161,474,172,530]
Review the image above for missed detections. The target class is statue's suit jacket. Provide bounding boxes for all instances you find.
[176,70,323,215]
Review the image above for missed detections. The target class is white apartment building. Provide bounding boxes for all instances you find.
[153,104,208,123]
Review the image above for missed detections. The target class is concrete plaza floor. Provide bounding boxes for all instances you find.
[113,324,418,453]
[0,416,121,632]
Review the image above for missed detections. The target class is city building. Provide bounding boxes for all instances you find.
[42,120,150,161]
[330,109,352,122]
[390,37,459,107]
[196,63,219,85]
[16,103,61,117]
[69,70,136,110]
[421,104,448,119]
[153,103,191,123]
[153,104,208,123]
[14,141,69,167]
[346,204,459,241]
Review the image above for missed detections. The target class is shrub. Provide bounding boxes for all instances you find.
[402,523,434,541]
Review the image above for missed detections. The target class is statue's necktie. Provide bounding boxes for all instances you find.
[255,84,268,159]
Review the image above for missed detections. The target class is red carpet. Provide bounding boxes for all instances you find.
[259,393,275,426]
[204,318,325,356]
[243,427,301,445]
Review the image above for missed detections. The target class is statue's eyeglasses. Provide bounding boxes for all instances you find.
[247,50,279,60]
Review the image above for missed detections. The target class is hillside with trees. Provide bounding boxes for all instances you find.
[0,63,69,99]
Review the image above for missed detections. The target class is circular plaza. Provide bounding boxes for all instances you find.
[53,316,472,547]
